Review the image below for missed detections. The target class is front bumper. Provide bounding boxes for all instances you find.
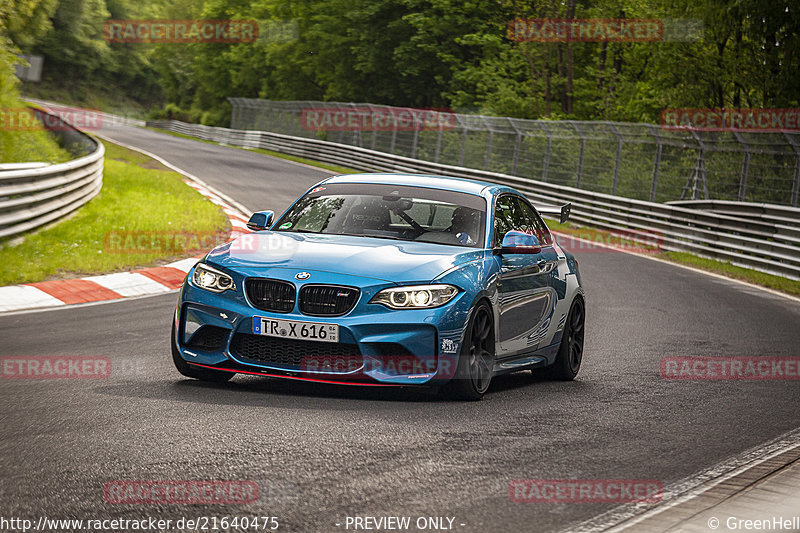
[174,266,472,386]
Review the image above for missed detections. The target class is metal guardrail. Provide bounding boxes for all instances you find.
[147,119,800,280]
[24,98,146,127]
[0,110,104,239]
[229,98,800,207]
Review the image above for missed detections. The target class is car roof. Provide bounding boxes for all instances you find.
[322,172,509,196]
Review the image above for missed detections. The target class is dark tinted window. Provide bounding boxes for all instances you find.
[274,183,487,248]
[493,195,552,246]
[515,198,553,245]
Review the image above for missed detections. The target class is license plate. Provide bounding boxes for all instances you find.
[253,317,339,343]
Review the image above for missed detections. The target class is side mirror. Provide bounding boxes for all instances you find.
[247,210,275,231]
[497,230,542,254]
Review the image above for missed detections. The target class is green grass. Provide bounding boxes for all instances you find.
[0,140,230,285]
[150,127,358,175]
[0,100,72,164]
[545,219,660,252]
[658,251,800,296]
[544,218,800,296]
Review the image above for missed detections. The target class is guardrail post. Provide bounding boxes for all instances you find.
[334,103,346,145]
[458,122,467,167]
[647,125,663,202]
[410,108,420,159]
[434,114,444,163]
[680,131,709,200]
[481,116,493,171]
[539,122,552,182]
[608,123,622,195]
[734,131,751,201]
[509,118,522,176]
[784,133,800,207]
[390,105,398,155]
[350,103,362,147]
[257,100,268,131]
[571,122,585,188]
[369,104,379,151]
[230,98,241,129]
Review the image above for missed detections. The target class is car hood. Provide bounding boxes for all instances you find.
[205,231,484,284]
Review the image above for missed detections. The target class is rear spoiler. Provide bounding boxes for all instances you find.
[537,203,571,224]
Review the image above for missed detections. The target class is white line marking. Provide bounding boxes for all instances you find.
[94,132,254,217]
[565,426,800,533]
[169,257,201,273]
[0,285,65,312]
[83,272,174,297]
[0,289,180,317]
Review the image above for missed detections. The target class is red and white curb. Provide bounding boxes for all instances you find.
[0,159,251,314]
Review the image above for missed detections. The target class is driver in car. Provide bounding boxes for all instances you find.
[450,206,480,245]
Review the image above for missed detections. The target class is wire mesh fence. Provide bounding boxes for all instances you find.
[229,98,800,206]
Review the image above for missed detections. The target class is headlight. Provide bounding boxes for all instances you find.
[192,263,235,293]
[370,284,459,309]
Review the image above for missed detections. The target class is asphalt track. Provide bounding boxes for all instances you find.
[1,124,799,533]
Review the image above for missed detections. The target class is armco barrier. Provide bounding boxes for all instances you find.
[0,109,103,239]
[229,99,800,206]
[146,120,800,280]
[24,97,146,128]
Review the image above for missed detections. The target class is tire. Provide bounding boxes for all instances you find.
[539,296,584,381]
[441,301,495,401]
[171,322,233,383]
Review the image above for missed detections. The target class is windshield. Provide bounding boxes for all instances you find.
[274,183,486,248]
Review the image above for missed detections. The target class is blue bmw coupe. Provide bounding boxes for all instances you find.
[172,173,585,400]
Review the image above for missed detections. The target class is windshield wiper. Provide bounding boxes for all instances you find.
[338,233,407,241]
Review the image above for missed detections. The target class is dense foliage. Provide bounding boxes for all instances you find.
[2,0,799,125]
[1,0,70,162]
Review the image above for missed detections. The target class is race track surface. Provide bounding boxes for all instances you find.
[1,124,798,532]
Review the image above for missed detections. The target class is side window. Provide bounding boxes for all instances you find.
[493,195,517,245]
[493,195,552,246]
[516,199,553,246]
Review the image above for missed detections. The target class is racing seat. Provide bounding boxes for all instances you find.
[343,198,391,234]
[418,206,480,245]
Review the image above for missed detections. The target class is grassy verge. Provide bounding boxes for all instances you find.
[0,141,230,285]
[657,251,800,296]
[1,101,72,164]
[22,81,151,121]
[150,127,358,175]
[544,219,800,296]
